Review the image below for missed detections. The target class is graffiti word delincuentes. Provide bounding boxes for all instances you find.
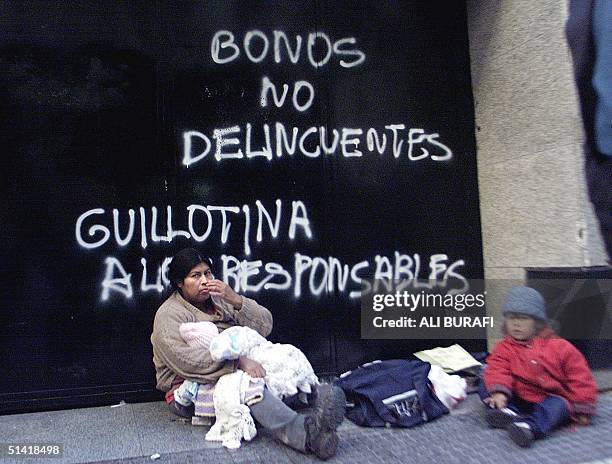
[182,124,453,167]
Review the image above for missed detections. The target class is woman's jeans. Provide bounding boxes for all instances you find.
[250,389,307,451]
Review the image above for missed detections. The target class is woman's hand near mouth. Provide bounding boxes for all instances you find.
[206,279,244,309]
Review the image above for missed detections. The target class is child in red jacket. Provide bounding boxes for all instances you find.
[483,286,598,447]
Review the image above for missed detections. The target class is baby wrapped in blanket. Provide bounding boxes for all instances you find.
[180,321,319,400]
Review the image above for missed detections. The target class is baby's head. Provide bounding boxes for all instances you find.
[179,321,219,350]
[502,286,548,341]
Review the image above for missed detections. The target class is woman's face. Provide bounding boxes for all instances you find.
[505,313,537,341]
[177,262,214,307]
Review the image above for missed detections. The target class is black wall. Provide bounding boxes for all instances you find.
[0,0,484,413]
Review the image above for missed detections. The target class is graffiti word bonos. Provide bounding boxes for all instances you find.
[211,30,366,68]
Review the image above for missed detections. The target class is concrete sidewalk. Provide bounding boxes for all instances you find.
[1,373,611,464]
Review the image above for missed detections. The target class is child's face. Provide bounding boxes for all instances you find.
[505,313,537,341]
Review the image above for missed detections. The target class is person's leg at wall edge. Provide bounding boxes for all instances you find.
[506,396,570,448]
[250,384,346,460]
[586,154,612,262]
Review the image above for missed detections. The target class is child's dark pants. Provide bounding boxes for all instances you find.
[479,380,570,437]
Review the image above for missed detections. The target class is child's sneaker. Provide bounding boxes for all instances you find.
[507,422,535,448]
[174,380,199,406]
[485,407,520,429]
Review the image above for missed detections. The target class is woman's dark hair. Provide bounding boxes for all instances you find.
[168,248,213,291]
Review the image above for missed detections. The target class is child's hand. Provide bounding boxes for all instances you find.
[484,392,508,409]
[575,414,590,426]
[238,356,266,378]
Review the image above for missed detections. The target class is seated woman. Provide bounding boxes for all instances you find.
[150,247,345,460]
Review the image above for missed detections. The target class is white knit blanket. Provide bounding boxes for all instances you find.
[205,370,258,449]
[210,326,319,399]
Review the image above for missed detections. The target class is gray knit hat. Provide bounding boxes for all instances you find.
[502,286,547,321]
